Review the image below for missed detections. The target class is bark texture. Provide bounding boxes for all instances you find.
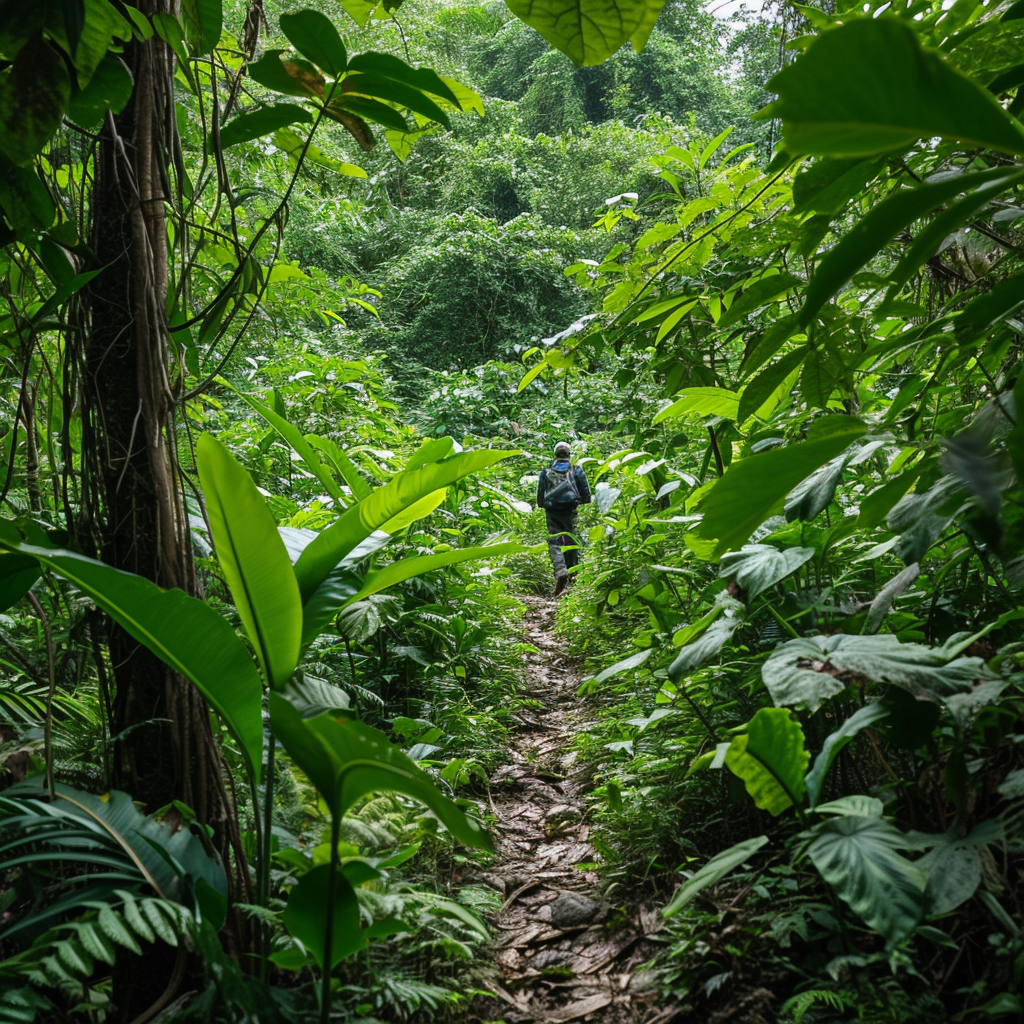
[80,8,247,1011]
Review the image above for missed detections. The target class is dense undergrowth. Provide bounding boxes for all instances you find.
[1,0,1023,1021]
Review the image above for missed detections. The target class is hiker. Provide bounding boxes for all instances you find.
[537,441,591,596]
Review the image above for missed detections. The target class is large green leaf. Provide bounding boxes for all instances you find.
[718,544,815,600]
[217,103,314,150]
[293,448,518,602]
[503,0,666,67]
[765,18,1024,157]
[805,702,889,808]
[341,542,530,607]
[667,604,742,681]
[799,167,1024,326]
[662,835,769,917]
[725,708,809,816]
[806,813,927,946]
[181,0,222,55]
[0,33,71,165]
[268,692,492,850]
[762,634,987,711]
[280,10,348,77]
[692,416,867,556]
[0,522,263,782]
[918,821,1002,917]
[0,551,41,613]
[196,435,302,691]
[65,52,133,130]
[283,864,363,969]
[652,388,740,425]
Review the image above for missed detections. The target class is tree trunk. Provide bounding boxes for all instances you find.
[81,3,248,1013]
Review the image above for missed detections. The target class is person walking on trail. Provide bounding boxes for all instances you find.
[537,441,591,596]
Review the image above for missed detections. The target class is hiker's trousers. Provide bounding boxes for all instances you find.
[545,510,580,575]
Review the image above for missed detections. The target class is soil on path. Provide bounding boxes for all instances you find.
[469,597,676,1024]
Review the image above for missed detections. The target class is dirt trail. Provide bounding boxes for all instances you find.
[470,597,676,1024]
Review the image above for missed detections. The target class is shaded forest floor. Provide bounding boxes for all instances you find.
[469,597,676,1024]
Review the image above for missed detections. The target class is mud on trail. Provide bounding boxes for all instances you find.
[469,597,676,1024]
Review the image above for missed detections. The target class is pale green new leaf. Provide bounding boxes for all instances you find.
[293,449,518,602]
[725,708,809,816]
[504,0,666,67]
[197,434,302,691]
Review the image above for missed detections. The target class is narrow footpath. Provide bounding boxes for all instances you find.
[470,597,676,1024]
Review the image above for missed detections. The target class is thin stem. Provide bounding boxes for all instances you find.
[260,733,276,976]
[320,811,342,1024]
[27,591,56,799]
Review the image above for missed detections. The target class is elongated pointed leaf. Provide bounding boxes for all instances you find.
[229,387,345,504]
[765,18,1024,157]
[268,692,492,850]
[805,702,889,808]
[800,168,1019,326]
[0,522,262,781]
[663,835,768,917]
[693,416,867,556]
[343,72,450,127]
[347,51,460,107]
[197,435,302,690]
[293,449,518,602]
[216,103,313,150]
[342,542,530,607]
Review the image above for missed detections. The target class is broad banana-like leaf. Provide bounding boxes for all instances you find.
[268,692,492,851]
[341,542,531,608]
[283,863,363,969]
[197,435,302,690]
[293,449,518,602]
[725,707,808,816]
[0,521,263,782]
